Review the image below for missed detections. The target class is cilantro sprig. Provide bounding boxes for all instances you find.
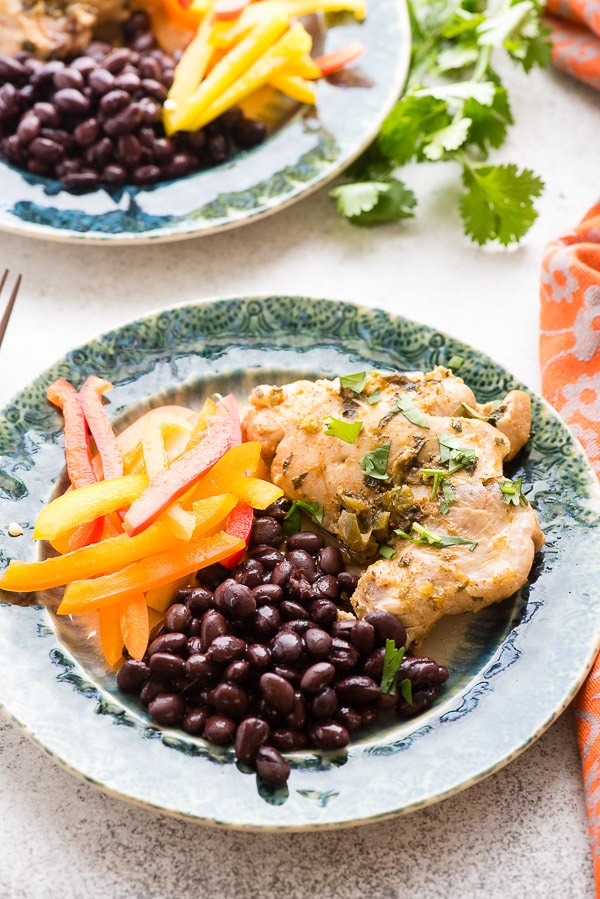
[283,499,325,537]
[330,0,550,245]
[381,639,413,701]
[395,522,478,551]
[500,476,528,506]
[323,416,363,444]
[360,441,391,481]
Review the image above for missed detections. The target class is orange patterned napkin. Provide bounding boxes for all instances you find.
[545,0,600,89]
[540,202,600,890]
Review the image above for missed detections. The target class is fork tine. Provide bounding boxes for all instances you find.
[0,270,21,349]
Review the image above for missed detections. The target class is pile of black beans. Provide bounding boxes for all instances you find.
[0,12,266,193]
[117,499,449,786]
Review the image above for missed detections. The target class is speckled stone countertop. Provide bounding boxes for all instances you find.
[0,56,598,899]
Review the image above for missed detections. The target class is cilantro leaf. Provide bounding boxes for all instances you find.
[333,178,417,228]
[438,433,476,472]
[360,442,391,481]
[460,162,544,246]
[283,500,325,537]
[440,479,456,513]
[367,387,381,405]
[421,467,450,500]
[395,522,478,551]
[323,416,363,444]
[396,393,430,428]
[500,476,528,506]
[379,94,451,165]
[399,678,413,705]
[340,371,367,393]
[381,639,406,694]
[330,181,390,218]
[379,544,396,559]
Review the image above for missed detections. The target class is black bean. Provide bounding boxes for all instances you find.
[185,653,220,686]
[84,137,113,169]
[252,583,283,605]
[365,610,407,648]
[234,717,270,763]
[139,680,166,706]
[131,163,161,184]
[335,675,381,706]
[73,117,100,147]
[115,71,141,93]
[337,571,359,594]
[259,672,295,713]
[287,531,325,553]
[16,114,40,145]
[148,632,188,656]
[397,686,438,718]
[310,722,350,750]
[53,69,85,91]
[102,162,127,185]
[264,498,291,522]
[178,585,213,615]
[270,630,303,664]
[212,682,249,718]
[299,662,335,694]
[103,48,133,74]
[31,61,64,87]
[53,88,90,117]
[310,687,338,720]
[140,56,161,80]
[286,692,307,728]
[328,637,360,673]
[286,549,317,582]
[182,707,207,735]
[279,599,310,621]
[141,77,167,101]
[164,603,192,634]
[250,516,282,547]
[287,576,315,605]
[309,598,338,629]
[271,728,309,751]
[400,656,449,686]
[150,136,174,164]
[304,627,332,659]
[271,559,293,588]
[255,745,290,785]
[116,658,149,692]
[71,56,97,76]
[99,89,130,117]
[314,575,340,599]
[246,643,271,671]
[335,705,363,732]
[331,619,355,641]
[149,651,187,681]
[248,545,284,570]
[318,544,345,575]
[232,559,264,589]
[200,609,228,649]
[234,118,267,148]
[0,56,27,83]
[148,693,185,726]
[253,605,281,639]
[203,714,236,745]
[87,67,115,94]
[103,103,144,137]
[207,635,246,665]
[62,170,100,192]
[360,647,385,680]
[224,659,250,685]
[350,620,375,654]
[29,137,64,164]
[32,102,60,127]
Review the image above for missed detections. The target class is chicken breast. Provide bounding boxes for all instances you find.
[244,367,544,647]
[0,0,136,59]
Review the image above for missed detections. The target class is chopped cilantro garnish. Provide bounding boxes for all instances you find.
[379,544,396,559]
[399,678,413,705]
[448,355,464,371]
[283,499,325,537]
[323,416,363,444]
[367,387,381,405]
[396,393,430,428]
[440,480,456,514]
[395,522,478,551]
[438,433,476,473]
[500,476,528,506]
[360,442,391,481]
[381,639,406,695]
[421,468,450,500]
[461,401,501,424]
[340,371,367,393]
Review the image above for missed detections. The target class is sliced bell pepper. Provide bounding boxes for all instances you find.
[269,71,317,104]
[314,40,366,75]
[34,472,148,542]
[79,376,123,481]
[222,500,254,567]
[145,574,190,613]
[162,0,206,31]
[98,602,124,668]
[47,378,96,488]
[165,13,290,133]
[215,0,250,19]
[165,3,216,114]
[57,531,245,615]
[123,399,239,537]
[120,591,150,661]
[1,493,237,592]
[117,405,195,474]
[185,22,313,131]
[191,440,282,507]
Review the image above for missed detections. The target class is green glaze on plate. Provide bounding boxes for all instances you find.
[0,0,409,245]
[1,295,599,830]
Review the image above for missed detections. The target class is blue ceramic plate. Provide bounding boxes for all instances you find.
[0,1,409,244]
[1,295,600,830]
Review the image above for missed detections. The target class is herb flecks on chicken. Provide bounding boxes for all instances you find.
[243,367,544,647]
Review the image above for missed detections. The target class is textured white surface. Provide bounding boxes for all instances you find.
[0,58,598,898]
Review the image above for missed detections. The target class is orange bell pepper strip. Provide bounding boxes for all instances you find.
[34,472,148,542]
[162,0,205,31]
[79,376,123,481]
[123,397,241,537]
[120,591,150,660]
[57,531,245,615]
[46,378,96,488]
[1,493,237,592]
[98,602,124,668]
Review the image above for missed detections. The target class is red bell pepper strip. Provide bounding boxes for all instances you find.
[222,500,254,567]
[123,398,239,537]
[314,40,365,76]
[46,378,96,488]
[220,393,243,445]
[79,376,123,481]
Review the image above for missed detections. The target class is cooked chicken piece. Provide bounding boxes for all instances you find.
[243,367,543,647]
[0,0,138,59]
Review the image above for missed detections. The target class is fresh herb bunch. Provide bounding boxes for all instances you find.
[331,0,552,245]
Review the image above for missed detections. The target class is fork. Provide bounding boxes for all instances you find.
[0,270,21,349]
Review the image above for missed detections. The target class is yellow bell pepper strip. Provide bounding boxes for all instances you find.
[269,72,317,104]
[279,53,322,79]
[47,378,96,488]
[123,398,240,537]
[164,13,290,134]
[1,492,237,592]
[184,22,313,131]
[145,574,190,613]
[57,531,245,615]
[34,472,148,542]
[79,376,123,481]
[314,40,366,75]
[120,591,150,661]
[98,602,124,668]
[165,3,216,116]
[191,440,283,507]
[117,405,195,474]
